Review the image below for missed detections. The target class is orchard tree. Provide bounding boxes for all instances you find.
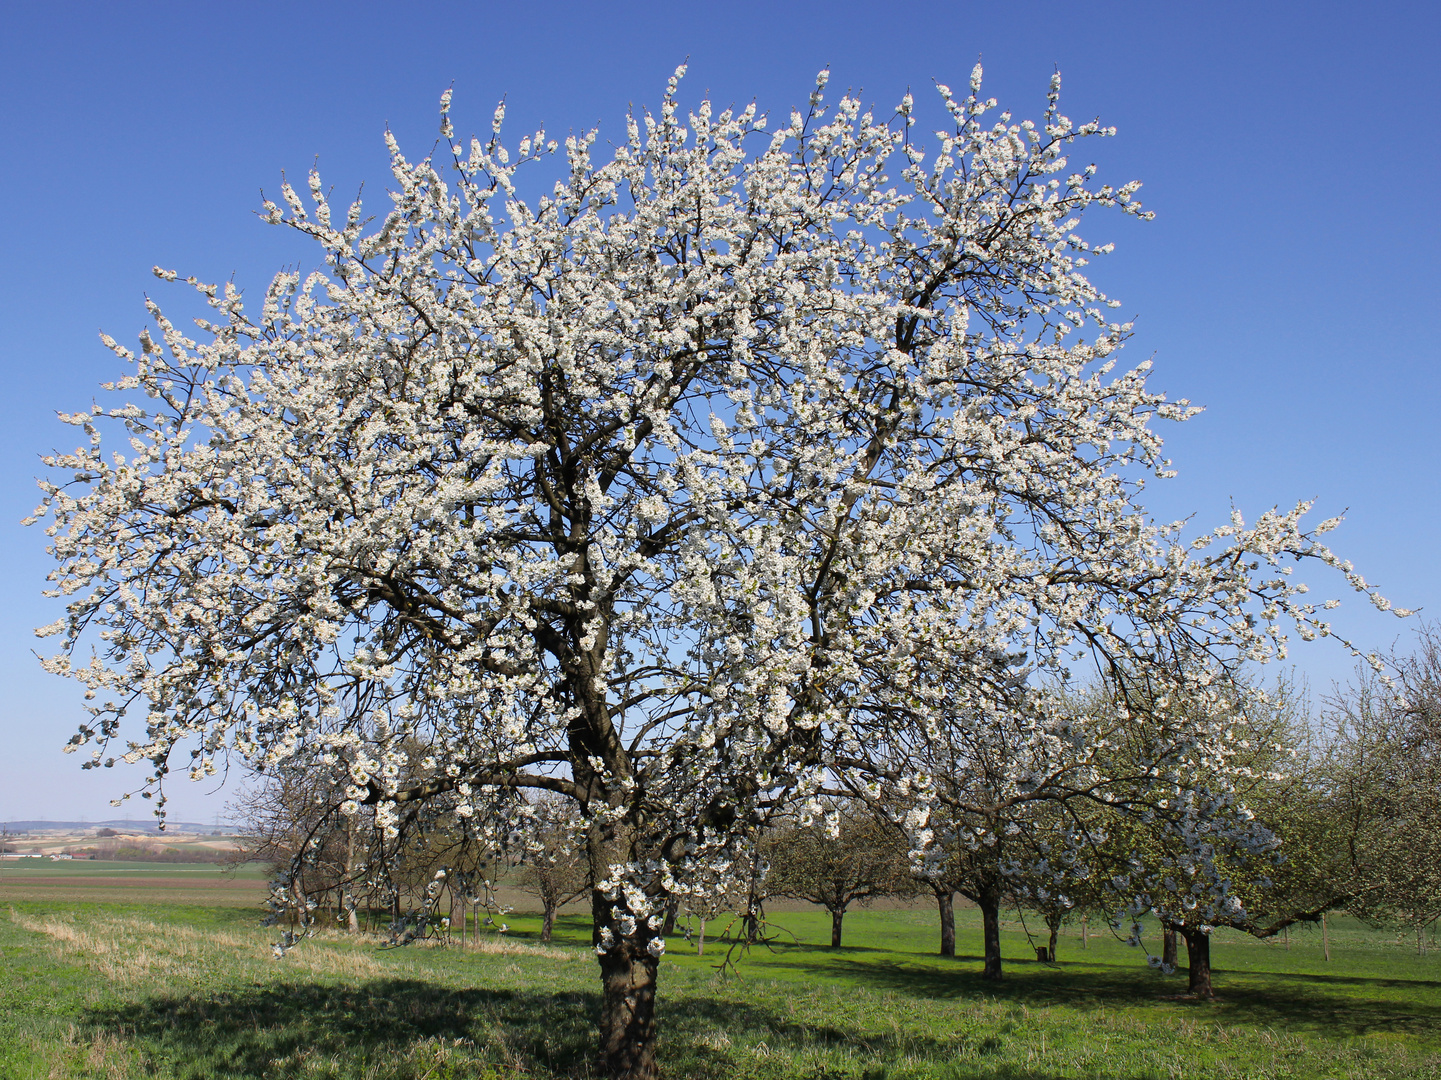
[763,805,915,947]
[903,827,973,958]
[32,66,1398,1078]
[512,793,590,943]
[230,762,374,933]
[841,650,1251,982]
[1327,628,1441,948]
[1092,676,1345,998]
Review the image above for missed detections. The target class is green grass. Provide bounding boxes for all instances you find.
[2,898,1438,1079]
[0,859,272,907]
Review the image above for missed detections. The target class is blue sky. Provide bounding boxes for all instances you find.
[2,1,1435,823]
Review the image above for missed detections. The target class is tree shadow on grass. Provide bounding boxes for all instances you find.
[90,980,594,1079]
[776,952,1441,1043]
[82,976,1170,1080]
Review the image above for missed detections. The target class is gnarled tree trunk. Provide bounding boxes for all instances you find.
[592,886,661,1080]
[830,906,845,948]
[1182,926,1213,998]
[541,900,558,944]
[936,888,956,957]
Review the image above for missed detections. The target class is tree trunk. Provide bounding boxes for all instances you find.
[1182,926,1213,998]
[744,857,763,944]
[936,889,956,957]
[830,906,845,948]
[660,895,679,937]
[344,823,359,934]
[585,804,665,1079]
[1081,914,1088,949]
[1162,925,1178,969]
[1322,911,1330,961]
[597,934,660,1080]
[696,917,706,956]
[541,900,557,944]
[590,876,662,1080]
[1048,922,1059,962]
[980,890,1003,980]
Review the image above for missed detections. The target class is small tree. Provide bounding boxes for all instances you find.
[512,795,590,943]
[763,806,915,948]
[231,763,375,933]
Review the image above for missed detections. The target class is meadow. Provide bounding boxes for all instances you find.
[2,864,1439,1079]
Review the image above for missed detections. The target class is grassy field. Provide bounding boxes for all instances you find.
[2,873,1439,1079]
[0,857,271,906]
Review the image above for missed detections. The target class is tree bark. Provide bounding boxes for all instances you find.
[979,889,1003,980]
[660,895,679,937]
[1081,914,1088,949]
[936,889,956,957]
[542,901,557,944]
[597,933,660,1080]
[1047,921,1059,962]
[1182,926,1213,998]
[830,906,845,948]
[1162,925,1178,969]
[586,807,663,1080]
[1322,912,1330,961]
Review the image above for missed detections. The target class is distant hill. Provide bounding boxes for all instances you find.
[1,820,220,834]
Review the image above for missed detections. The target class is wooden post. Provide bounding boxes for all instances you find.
[1322,912,1331,961]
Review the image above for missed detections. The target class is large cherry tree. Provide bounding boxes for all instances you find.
[33,67,1395,1078]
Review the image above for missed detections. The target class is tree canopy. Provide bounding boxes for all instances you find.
[31,67,1399,1078]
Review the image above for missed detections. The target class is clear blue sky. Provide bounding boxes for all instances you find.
[2,1,1435,823]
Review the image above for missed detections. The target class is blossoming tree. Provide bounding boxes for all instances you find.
[33,67,1397,1078]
